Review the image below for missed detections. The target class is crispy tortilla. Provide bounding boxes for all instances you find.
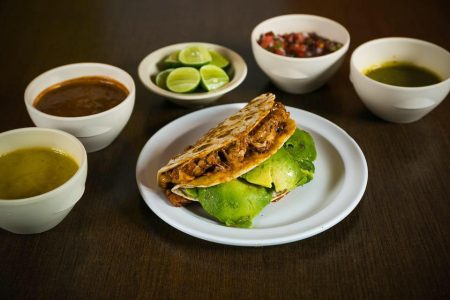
[173,118,295,188]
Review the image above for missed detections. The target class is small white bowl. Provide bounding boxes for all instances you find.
[251,14,350,94]
[350,37,450,123]
[0,127,87,234]
[25,63,135,152]
[138,42,247,107]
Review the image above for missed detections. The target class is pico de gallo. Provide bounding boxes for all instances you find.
[257,31,343,58]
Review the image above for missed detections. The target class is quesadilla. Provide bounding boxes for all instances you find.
[157,93,316,227]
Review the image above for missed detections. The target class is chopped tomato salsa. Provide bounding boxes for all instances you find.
[257,31,343,58]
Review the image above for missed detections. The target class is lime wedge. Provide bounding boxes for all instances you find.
[164,51,181,67]
[178,46,212,66]
[155,68,174,90]
[166,67,201,93]
[200,65,230,91]
[209,50,230,68]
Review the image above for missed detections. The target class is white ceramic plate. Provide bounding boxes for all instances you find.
[136,104,368,246]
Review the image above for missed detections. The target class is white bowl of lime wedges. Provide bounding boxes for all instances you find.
[138,42,247,107]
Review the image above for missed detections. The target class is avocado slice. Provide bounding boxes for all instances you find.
[240,160,273,188]
[241,129,316,192]
[284,129,317,162]
[270,147,306,192]
[192,179,272,228]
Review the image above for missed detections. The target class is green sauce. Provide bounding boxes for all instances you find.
[364,61,441,87]
[0,147,79,200]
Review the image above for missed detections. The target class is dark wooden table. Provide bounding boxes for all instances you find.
[1,0,449,299]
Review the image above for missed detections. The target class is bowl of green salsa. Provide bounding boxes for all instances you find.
[350,37,450,123]
[0,127,87,234]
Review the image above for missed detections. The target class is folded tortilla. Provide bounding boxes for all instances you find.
[157,93,296,206]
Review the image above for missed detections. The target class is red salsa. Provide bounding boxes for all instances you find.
[257,31,343,58]
[34,76,129,117]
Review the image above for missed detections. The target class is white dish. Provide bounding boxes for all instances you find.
[251,14,350,94]
[350,37,450,123]
[25,63,136,152]
[136,104,368,246]
[0,127,87,234]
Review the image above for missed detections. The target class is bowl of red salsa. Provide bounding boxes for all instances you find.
[251,14,350,94]
[24,63,136,152]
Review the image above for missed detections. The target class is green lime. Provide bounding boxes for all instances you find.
[200,65,230,91]
[166,67,201,93]
[178,46,212,66]
[208,50,230,68]
[155,68,174,90]
[164,51,181,67]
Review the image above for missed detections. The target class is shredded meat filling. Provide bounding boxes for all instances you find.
[159,102,289,189]
[248,102,288,152]
[165,189,192,206]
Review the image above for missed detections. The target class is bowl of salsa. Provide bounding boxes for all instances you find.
[24,63,135,152]
[251,14,350,94]
[350,37,450,123]
[0,127,87,234]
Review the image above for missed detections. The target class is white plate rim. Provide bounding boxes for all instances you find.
[136,103,368,246]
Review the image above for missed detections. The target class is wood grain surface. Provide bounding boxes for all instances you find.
[0,0,449,299]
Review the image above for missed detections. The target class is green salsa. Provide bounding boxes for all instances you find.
[0,147,79,200]
[364,61,441,87]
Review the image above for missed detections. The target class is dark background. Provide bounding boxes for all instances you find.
[1,0,449,299]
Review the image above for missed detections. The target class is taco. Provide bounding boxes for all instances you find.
[157,93,316,228]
